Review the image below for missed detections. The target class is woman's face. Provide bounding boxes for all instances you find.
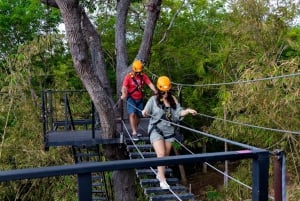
[159,91,168,98]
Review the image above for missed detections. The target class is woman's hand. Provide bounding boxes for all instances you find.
[142,109,148,117]
[187,108,197,115]
[181,108,197,117]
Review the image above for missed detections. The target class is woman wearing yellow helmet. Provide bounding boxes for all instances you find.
[142,76,197,189]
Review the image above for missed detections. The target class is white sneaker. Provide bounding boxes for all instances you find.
[160,180,170,189]
[156,175,170,189]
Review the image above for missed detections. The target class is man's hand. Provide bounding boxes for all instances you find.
[120,86,127,100]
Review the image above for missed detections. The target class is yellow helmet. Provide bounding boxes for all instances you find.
[156,76,172,92]
[132,59,143,72]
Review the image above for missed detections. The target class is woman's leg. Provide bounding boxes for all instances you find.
[153,139,167,180]
[153,140,173,181]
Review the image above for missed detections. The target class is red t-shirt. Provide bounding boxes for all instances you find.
[122,72,152,100]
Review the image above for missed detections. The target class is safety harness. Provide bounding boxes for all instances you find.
[148,105,175,139]
[127,72,144,98]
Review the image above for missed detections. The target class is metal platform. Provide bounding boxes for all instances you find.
[41,90,151,150]
[45,130,113,147]
[44,118,150,149]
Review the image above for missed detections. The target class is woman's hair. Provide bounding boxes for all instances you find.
[156,91,176,109]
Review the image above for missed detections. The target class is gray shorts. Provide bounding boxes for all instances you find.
[149,129,176,144]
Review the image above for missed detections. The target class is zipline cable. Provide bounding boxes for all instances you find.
[196,113,300,136]
[144,67,300,87]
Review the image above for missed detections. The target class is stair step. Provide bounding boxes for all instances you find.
[140,178,178,186]
[125,136,150,142]
[144,185,187,194]
[136,168,173,176]
[149,193,194,201]
[92,182,105,187]
[92,189,107,193]
[92,196,108,201]
[92,174,105,178]
[129,152,156,158]
[127,144,153,151]
[75,153,99,157]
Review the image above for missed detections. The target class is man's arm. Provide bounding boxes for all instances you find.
[120,86,127,100]
[148,82,158,94]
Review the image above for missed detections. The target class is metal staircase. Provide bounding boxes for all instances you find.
[47,91,111,201]
[72,145,111,201]
[126,140,195,201]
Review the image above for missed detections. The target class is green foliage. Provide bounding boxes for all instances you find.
[206,186,222,201]
[0,0,60,61]
[0,0,300,200]
[0,22,78,201]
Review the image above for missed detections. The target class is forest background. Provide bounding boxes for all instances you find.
[0,0,300,200]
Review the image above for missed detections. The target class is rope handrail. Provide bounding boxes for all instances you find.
[126,100,262,150]
[125,99,274,200]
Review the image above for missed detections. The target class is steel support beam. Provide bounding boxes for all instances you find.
[78,173,92,201]
[252,151,269,201]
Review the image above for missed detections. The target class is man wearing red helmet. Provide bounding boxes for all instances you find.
[121,59,157,141]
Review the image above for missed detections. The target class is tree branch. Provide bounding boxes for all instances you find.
[138,0,162,63]
[159,0,186,44]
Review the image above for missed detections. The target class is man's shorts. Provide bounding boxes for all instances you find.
[127,97,143,117]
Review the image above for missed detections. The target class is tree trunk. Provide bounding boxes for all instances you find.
[41,0,162,200]
[137,0,162,61]
[41,0,134,200]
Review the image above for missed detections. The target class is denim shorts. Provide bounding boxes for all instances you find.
[127,97,143,117]
[149,128,176,144]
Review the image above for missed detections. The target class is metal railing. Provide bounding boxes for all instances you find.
[0,149,269,201]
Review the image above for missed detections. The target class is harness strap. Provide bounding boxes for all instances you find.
[148,122,175,139]
[127,73,144,97]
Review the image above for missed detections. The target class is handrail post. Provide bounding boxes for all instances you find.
[78,173,92,201]
[91,102,95,139]
[64,93,68,130]
[42,90,48,151]
[120,99,124,133]
[49,90,53,131]
[274,149,285,201]
[252,151,269,201]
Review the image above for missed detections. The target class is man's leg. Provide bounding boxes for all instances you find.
[127,98,138,135]
[129,113,138,135]
[134,113,140,133]
[135,100,143,136]
[129,113,140,141]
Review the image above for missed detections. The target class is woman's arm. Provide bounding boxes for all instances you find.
[142,109,148,117]
[180,108,197,117]
[142,96,155,117]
